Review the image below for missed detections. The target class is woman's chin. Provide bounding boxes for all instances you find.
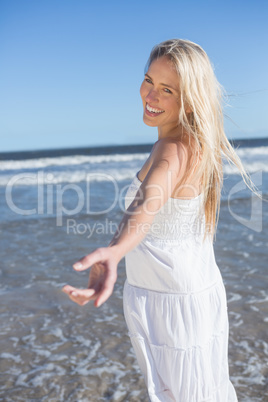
[143,115,158,127]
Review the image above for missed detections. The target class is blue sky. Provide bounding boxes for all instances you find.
[0,0,267,152]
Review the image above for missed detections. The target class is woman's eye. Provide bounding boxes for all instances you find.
[164,88,172,94]
[145,78,152,84]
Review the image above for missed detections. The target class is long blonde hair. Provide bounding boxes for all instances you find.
[146,39,255,237]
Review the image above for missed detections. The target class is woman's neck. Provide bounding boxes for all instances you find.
[157,124,187,142]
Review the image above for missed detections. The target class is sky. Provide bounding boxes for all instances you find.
[0,0,267,152]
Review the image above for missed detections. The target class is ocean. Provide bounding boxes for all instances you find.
[0,138,267,401]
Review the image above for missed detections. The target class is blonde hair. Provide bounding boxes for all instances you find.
[146,39,255,237]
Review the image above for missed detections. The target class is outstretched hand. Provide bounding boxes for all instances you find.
[62,247,119,308]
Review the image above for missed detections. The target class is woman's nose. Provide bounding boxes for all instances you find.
[145,89,159,104]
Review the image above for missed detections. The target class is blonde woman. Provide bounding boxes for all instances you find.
[63,39,242,401]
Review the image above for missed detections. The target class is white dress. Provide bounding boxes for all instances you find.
[123,172,238,402]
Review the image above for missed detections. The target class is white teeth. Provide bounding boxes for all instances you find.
[146,104,164,114]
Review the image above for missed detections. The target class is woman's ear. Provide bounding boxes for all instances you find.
[185,103,192,114]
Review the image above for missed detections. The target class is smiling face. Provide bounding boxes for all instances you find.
[140,56,182,137]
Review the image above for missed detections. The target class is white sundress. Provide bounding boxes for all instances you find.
[123,172,238,402]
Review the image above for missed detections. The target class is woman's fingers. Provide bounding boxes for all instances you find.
[94,264,117,307]
[63,248,118,307]
[62,285,96,306]
[95,284,113,307]
[73,248,106,271]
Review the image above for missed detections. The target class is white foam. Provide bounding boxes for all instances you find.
[223,146,268,174]
[246,291,268,304]
[236,146,268,157]
[0,352,21,363]
[0,153,149,171]
[224,161,268,174]
[31,365,66,387]
[228,293,242,302]
[0,146,267,188]
[1,145,267,173]
[49,327,66,340]
[16,373,29,387]
[75,335,92,347]
[250,305,259,312]
[95,313,118,323]
[0,168,140,186]
[71,340,101,376]
[34,349,51,358]
[229,311,243,327]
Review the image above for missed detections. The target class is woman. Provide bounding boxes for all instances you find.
[62,39,243,401]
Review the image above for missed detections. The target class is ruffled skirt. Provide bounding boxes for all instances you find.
[123,280,237,402]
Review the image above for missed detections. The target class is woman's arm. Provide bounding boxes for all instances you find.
[109,140,187,260]
[62,140,187,307]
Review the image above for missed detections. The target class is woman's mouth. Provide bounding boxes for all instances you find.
[145,104,164,115]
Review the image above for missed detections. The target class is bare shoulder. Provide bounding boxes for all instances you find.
[152,137,188,163]
[138,137,191,183]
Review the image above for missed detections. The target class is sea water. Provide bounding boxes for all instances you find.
[0,139,267,401]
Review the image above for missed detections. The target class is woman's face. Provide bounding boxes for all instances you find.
[140,56,181,134]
